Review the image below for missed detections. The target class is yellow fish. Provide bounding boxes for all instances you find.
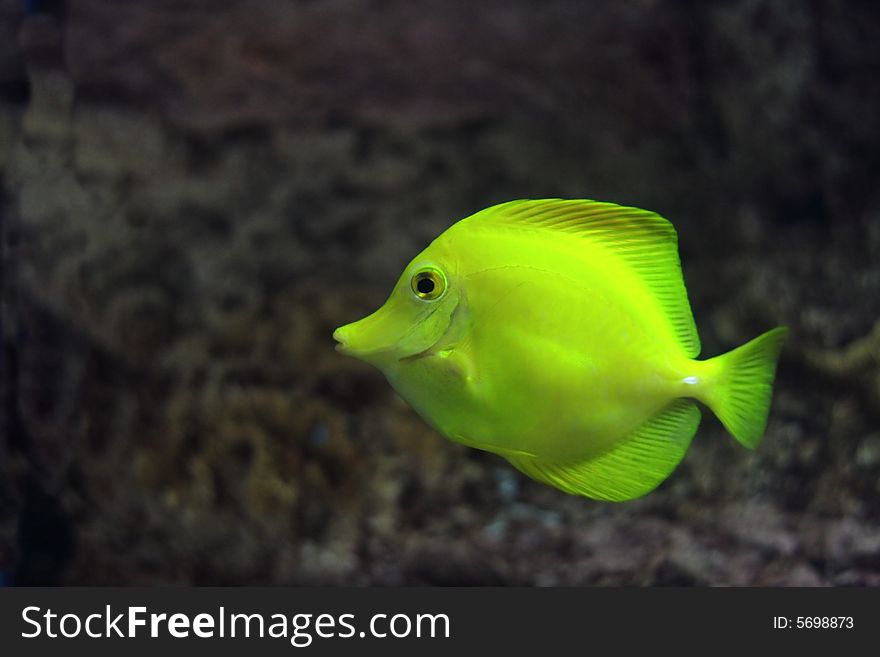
[333,199,786,501]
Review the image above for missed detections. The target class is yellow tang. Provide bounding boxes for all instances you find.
[333,199,787,501]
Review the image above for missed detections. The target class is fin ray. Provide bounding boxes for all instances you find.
[703,327,788,448]
[506,399,701,501]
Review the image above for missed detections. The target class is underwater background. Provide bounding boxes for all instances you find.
[1,0,878,585]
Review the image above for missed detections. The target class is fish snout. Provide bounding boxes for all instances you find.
[332,300,413,364]
[332,312,399,365]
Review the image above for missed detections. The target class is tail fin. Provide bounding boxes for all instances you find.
[704,327,788,449]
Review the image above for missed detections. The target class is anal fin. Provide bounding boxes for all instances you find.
[506,399,701,501]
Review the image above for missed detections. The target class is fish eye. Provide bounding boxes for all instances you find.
[410,268,446,301]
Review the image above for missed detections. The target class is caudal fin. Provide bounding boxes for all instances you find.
[704,327,788,449]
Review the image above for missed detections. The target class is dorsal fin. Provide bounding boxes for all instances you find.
[466,199,701,357]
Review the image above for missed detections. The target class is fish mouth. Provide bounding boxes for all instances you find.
[332,327,350,354]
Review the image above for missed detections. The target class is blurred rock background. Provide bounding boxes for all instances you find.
[0,0,878,585]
